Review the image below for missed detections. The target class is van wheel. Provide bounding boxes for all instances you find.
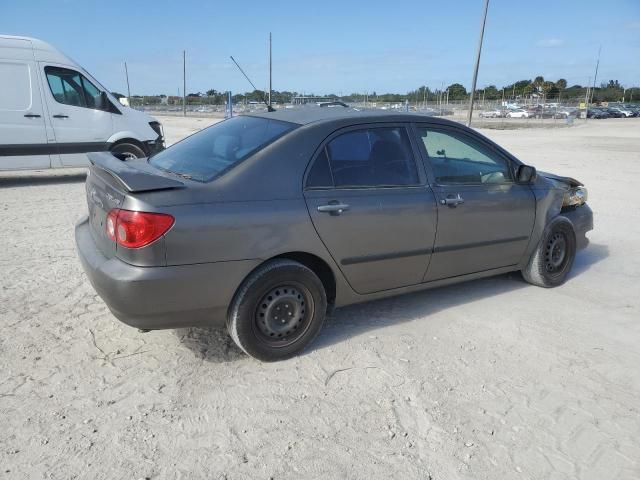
[522,217,576,288]
[110,143,146,161]
[227,259,327,362]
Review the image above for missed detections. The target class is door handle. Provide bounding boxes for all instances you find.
[24,114,41,118]
[52,114,69,118]
[440,194,464,207]
[317,202,350,215]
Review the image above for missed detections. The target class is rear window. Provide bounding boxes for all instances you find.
[149,116,296,182]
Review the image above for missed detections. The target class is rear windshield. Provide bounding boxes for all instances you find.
[149,116,297,182]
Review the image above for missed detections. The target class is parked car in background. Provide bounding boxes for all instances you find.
[605,108,624,118]
[75,109,593,361]
[479,109,503,118]
[555,107,579,119]
[506,109,530,118]
[587,108,610,119]
[627,106,640,117]
[608,106,633,117]
[0,35,164,171]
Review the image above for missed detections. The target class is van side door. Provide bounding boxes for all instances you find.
[0,39,51,170]
[40,64,114,166]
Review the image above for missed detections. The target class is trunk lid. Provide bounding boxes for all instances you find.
[85,153,184,258]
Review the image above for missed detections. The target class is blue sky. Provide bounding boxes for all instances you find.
[2,0,639,95]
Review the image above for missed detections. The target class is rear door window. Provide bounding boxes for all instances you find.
[322,127,419,188]
[149,116,297,182]
[0,62,31,111]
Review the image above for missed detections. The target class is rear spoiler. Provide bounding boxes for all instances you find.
[88,152,184,193]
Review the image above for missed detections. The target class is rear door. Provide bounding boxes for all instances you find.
[0,40,51,169]
[413,123,535,281]
[303,124,438,294]
[41,64,113,166]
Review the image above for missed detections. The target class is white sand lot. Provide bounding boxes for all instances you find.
[1,117,638,479]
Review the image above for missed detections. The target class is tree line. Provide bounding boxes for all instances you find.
[115,77,639,106]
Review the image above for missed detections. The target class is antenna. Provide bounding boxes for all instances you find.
[229,55,275,112]
[590,46,601,105]
[124,62,131,104]
[268,32,272,108]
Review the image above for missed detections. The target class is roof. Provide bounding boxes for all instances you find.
[247,106,459,127]
[0,34,74,65]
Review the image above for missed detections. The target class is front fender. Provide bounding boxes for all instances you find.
[107,131,149,145]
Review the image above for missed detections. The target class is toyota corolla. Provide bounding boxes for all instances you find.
[75,109,593,361]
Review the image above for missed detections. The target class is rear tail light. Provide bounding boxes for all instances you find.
[105,209,174,248]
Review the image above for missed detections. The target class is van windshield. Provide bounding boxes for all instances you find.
[149,116,297,182]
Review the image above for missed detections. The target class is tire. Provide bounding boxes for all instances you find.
[110,142,146,161]
[522,217,577,288]
[227,259,327,361]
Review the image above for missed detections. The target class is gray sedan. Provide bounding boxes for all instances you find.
[75,109,593,361]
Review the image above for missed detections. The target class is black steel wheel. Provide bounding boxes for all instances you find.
[227,259,327,361]
[253,283,314,347]
[522,217,577,287]
[544,231,569,274]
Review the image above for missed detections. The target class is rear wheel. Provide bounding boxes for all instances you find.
[227,259,327,361]
[110,142,146,161]
[522,217,576,287]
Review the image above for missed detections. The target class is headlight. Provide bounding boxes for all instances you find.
[149,121,163,138]
[563,186,588,207]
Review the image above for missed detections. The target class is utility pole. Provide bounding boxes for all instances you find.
[124,62,131,105]
[584,77,591,122]
[182,50,186,117]
[268,32,272,108]
[467,0,490,127]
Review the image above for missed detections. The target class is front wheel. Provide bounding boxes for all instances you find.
[110,142,146,161]
[227,259,327,361]
[522,218,577,287]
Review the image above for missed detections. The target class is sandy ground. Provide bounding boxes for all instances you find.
[1,117,639,480]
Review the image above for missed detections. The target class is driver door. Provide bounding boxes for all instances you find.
[414,124,536,281]
[41,64,113,166]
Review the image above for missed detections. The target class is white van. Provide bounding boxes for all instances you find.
[0,35,164,171]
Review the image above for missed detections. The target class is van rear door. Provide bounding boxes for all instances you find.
[40,64,113,167]
[0,38,51,170]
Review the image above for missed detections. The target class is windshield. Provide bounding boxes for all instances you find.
[149,116,297,182]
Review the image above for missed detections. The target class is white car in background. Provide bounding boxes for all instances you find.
[506,109,530,118]
[479,109,503,118]
[0,35,164,171]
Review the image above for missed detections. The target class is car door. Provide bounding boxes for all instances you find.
[0,56,52,170]
[413,123,535,282]
[41,64,113,166]
[303,124,438,294]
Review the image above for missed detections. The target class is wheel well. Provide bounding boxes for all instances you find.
[110,138,147,155]
[272,252,336,305]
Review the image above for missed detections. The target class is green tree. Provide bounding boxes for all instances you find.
[483,85,499,100]
[555,78,567,90]
[446,83,467,100]
[542,81,558,99]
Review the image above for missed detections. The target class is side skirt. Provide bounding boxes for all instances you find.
[334,265,520,308]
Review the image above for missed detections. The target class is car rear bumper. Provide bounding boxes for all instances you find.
[75,216,260,330]
[563,203,593,250]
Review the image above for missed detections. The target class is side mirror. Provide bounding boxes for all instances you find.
[98,91,110,110]
[517,165,537,183]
